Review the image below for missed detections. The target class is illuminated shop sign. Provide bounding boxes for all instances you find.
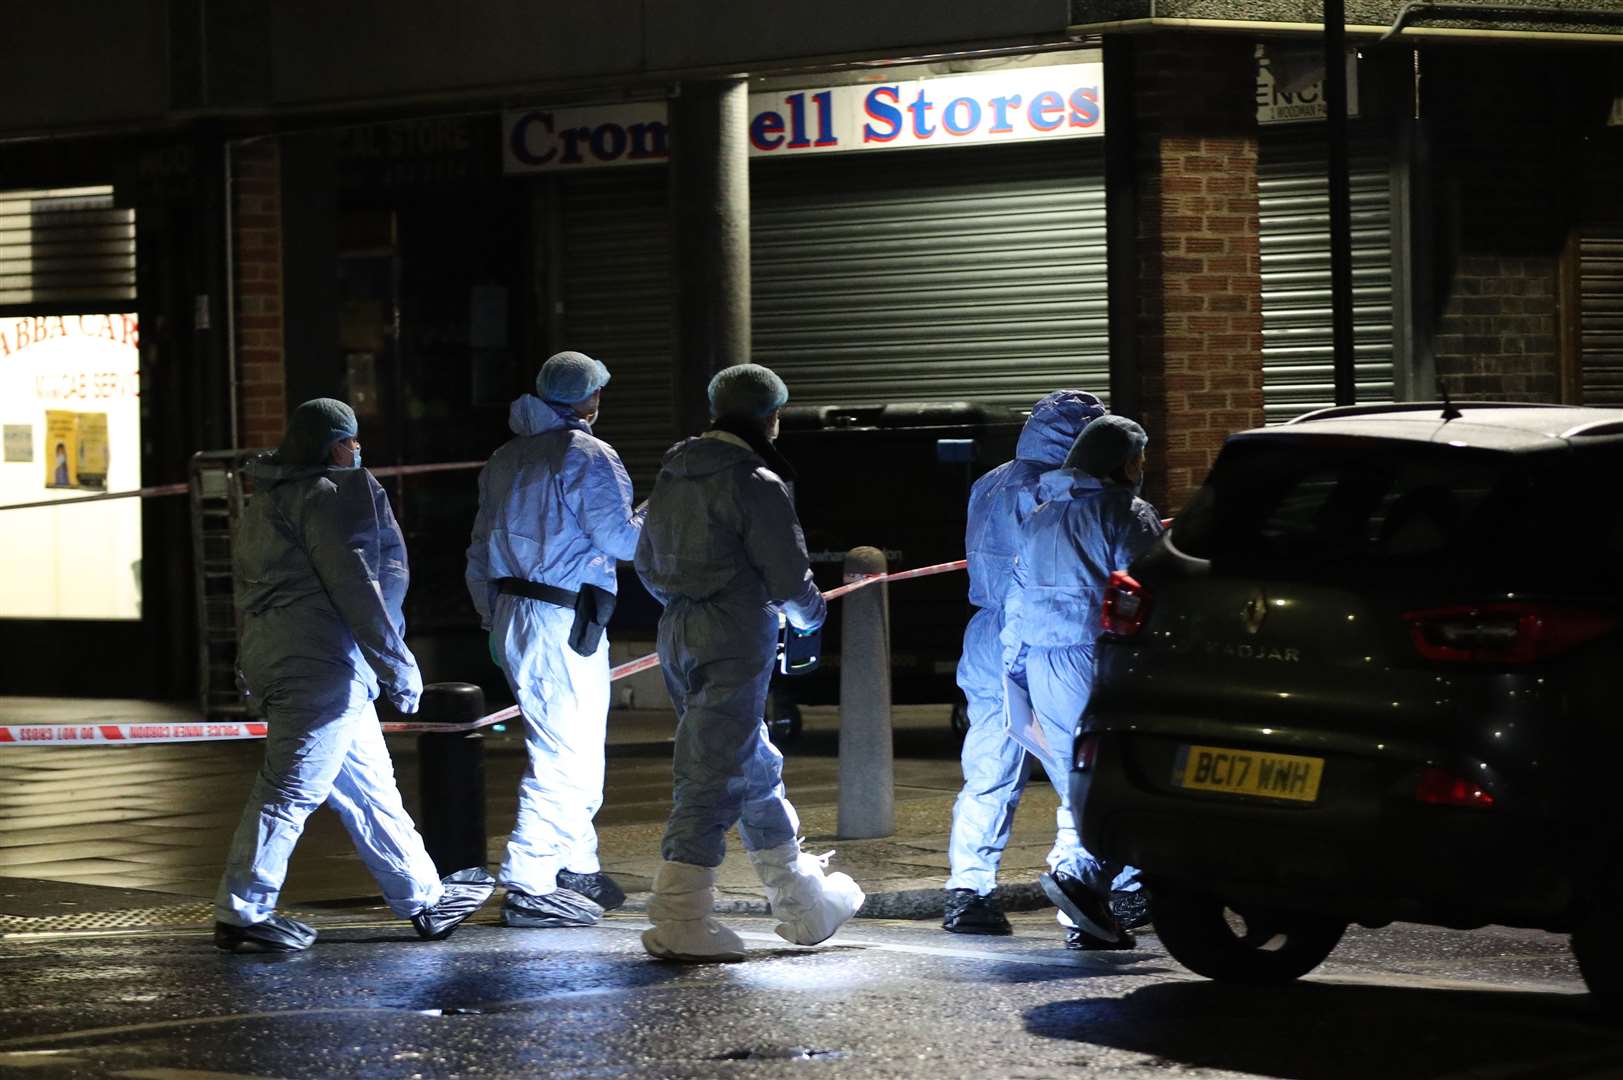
[503,62,1104,173]
[0,313,143,621]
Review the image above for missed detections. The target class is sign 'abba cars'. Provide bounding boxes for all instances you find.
[503,62,1104,173]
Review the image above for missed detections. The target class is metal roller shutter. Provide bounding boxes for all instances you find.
[556,169,676,493]
[1579,229,1623,407]
[0,185,135,308]
[751,141,1109,415]
[1258,131,1394,422]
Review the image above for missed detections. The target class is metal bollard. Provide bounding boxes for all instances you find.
[838,546,895,838]
[416,682,488,876]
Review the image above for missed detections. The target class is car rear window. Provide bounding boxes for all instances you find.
[1169,436,1622,593]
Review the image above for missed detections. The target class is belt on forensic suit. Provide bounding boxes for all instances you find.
[496,578,577,608]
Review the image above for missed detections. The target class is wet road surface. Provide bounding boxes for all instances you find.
[3,910,1620,1079]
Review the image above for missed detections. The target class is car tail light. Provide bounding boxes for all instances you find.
[1402,603,1615,664]
[1415,767,1496,809]
[1101,571,1150,637]
[1074,733,1100,772]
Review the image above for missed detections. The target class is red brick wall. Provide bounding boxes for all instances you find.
[1427,48,1583,405]
[233,138,285,448]
[1434,254,1560,402]
[1129,35,1265,513]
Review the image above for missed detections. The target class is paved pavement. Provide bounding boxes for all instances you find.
[0,697,1064,928]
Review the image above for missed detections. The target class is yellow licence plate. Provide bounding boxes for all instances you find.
[1173,744,1324,803]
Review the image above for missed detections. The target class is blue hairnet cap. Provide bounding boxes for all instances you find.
[1017,390,1109,465]
[1065,414,1149,478]
[707,363,789,420]
[538,350,611,404]
[278,398,358,466]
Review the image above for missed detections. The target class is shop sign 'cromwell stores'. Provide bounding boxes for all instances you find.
[499,55,1114,489]
[503,63,1106,173]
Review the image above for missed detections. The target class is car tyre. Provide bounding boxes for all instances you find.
[1572,909,1623,998]
[1151,885,1346,984]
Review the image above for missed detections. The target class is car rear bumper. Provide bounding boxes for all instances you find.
[1071,732,1576,931]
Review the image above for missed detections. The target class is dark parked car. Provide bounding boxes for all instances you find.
[1070,403,1623,993]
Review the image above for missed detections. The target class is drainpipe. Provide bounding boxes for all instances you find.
[1381,2,1623,42]
[1104,35,1140,421]
[1065,16,1623,44]
[223,139,239,449]
[1326,0,1357,407]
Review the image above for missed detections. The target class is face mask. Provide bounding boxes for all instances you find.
[1122,451,1146,497]
[352,450,362,471]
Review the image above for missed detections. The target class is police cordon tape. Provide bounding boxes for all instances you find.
[0,721,269,746]
[0,558,969,745]
[425,558,973,735]
[0,460,490,513]
[0,482,190,512]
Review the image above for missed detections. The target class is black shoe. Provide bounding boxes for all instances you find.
[412,867,497,941]
[501,887,604,928]
[557,869,626,912]
[1066,925,1137,951]
[1040,871,1124,945]
[213,913,316,953]
[1110,888,1152,931]
[941,889,1013,935]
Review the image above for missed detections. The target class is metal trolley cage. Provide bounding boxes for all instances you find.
[188,449,267,719]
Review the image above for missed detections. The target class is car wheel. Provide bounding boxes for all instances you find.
[949,699,970,738]
[767,692,802,747]
[1151,885,1346,984]
[1572,908,1623,998]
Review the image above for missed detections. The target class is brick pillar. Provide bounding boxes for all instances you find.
[233,138,286,449]
[1430,142,1565,403]
[1128,35,1264,512]
[1426,49,1587,405]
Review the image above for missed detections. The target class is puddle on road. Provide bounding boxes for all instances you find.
[713,1046,847,1062]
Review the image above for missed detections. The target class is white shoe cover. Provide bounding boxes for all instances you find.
[748,841,866,946]
[641,860,745,963]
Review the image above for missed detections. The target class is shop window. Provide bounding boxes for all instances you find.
[0,186,142,620]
